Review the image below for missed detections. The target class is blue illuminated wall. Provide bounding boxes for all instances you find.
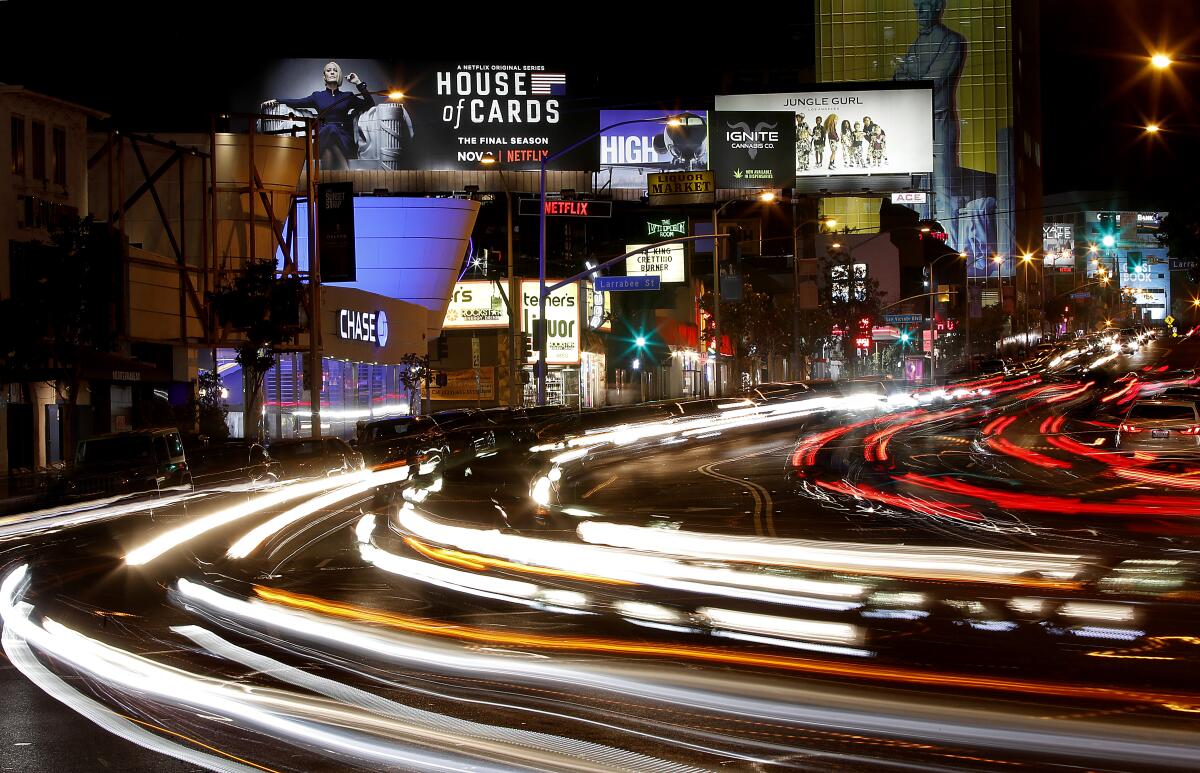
[284,196,479,331]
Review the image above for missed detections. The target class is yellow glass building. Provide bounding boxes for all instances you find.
[816,0,1041,284]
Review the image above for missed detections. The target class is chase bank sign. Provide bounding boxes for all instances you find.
[337,308,389,347]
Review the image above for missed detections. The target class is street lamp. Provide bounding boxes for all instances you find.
[992,254,1004,311]
[534,114,682,405]
[790,211,838,382]
[713,189,777,395]
[1151,54,1173,69]
[479,151,520,406]
[1020,252,1035,354]
[926,249,965,381]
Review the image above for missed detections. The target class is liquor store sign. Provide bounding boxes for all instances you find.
[646,171,715,205]
[522,279,579,365]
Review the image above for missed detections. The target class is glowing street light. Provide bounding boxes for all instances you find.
[1151,54,1172,69]
[387,91,406,101]
[1145,123,1161,134]
[635,336,647,348]
[1102,234,1116,248]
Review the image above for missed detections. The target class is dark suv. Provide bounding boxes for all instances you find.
[58,428,192,502]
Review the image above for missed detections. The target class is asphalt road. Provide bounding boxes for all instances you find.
[4,334,1200,771]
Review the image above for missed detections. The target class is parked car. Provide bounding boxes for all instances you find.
[1116,398,1200,455]
[355,415,449,475]
[268,437,364,478]
[56,428,192,503]
[743,382,814,404]
[187,440,278,489]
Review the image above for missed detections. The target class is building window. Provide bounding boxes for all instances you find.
[10,116,25,176]
[31,120,45,181]
[51,127,66,186]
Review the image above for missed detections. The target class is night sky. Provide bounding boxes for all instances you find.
[2,1,1197,203]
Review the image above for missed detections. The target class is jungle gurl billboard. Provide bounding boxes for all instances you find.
[244,60,595,171]
[715,86,933,180]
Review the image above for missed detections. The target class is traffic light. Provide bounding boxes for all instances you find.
[435,336,449,360]
[520,333,532,359]
[531,319,546,350]
[1099,213,1117,248]
[435,371,448,388]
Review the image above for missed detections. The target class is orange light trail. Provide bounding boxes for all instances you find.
[252,586,1200,710]
[403,536,635,586]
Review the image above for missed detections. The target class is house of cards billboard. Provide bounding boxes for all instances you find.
[244,60,595,172]
[715,86,933,181]
[599,110,709,189]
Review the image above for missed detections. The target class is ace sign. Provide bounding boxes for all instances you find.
[521,280,580,365]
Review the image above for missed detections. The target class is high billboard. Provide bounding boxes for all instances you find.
[244,60,595,172]
[599,110,709,189]
[715,86,933,182]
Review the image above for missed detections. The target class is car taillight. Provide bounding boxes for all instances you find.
[1119,423,1143,433]
[1183,426,1200,435]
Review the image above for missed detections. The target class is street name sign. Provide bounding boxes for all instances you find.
[595,276,661,292]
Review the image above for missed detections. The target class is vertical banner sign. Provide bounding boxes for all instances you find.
[709,111,796,189]
[318,181,356,282]
[584,280,612,331]
[521,280,580,365]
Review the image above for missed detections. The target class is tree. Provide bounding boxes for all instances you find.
[196,368,231,441]
[0,216,120,461]
[208,260,303,441]
[398,353,433,415]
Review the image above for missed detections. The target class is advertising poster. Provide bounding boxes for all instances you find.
[814,0,1018,277]
[584,280,612,332]
[715,87,933,179]
[709,111,797,189]
[317,181,356,282]
[442,281,510,329]
[599,110,709,189]
[1042,224,1075,269]
[521,280,580,365]
[244,59,595,172]
[430,368,495,401]
[625,243,687,284]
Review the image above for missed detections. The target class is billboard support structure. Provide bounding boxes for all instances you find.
[210,112,319,439]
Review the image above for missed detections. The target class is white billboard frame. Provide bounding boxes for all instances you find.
[715,85,934,184]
